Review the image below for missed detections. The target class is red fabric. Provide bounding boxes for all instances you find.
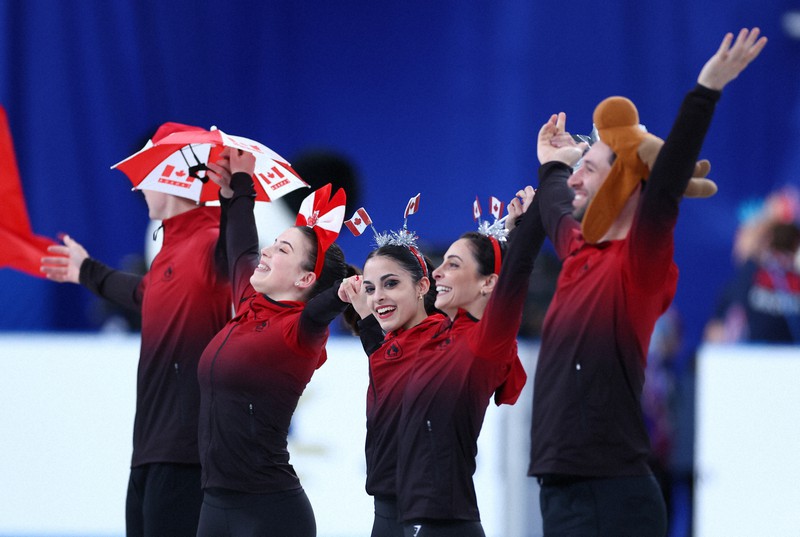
[0,105,55,277]
[151,121,206,142]
[294,183,346,276]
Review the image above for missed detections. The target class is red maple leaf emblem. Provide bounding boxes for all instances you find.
[176,170,186,177]
[353,217,362,225]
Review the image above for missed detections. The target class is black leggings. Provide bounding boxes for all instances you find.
[402,519,486,537]
[539,474,667,537]
[126,462,203,537]
[196,487,315,537]
[371,497,403,537]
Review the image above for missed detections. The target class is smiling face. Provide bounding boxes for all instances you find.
[249,227,315,300]
[362,254,429,333]
[433,237,493,319]
[567,140,614,221]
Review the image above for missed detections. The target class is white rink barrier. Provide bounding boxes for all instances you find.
[0,333,542,537]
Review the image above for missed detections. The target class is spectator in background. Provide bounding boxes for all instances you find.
[642,307,682,520]
[705,186,800,343]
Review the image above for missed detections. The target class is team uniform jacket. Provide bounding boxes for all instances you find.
[394,197,545,522]
[197,172,348,494]
[80,206,232,467]
[529,85,721,478]
[358,312,447,500]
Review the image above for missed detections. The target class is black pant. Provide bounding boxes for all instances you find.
[402,520,485,537]
[539,474,667,537]
[126,462,203,537]
[372,497,404,537]
[196,487,315,537]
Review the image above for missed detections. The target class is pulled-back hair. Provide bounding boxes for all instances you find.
[459,231,508,277]
[365,245,438,315]
[296,226,349,299]
[340,245,438,336]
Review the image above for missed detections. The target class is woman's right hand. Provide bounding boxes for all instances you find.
[338,275,371,319]
[506,185,536,230]
[208,147,255,198]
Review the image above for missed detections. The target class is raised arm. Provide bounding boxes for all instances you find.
[475,187,545,357]
[697,28,767,92]
[632,28,767,285]
[534,113,585,258]
[339,274,386,354]
[208,148,259,301]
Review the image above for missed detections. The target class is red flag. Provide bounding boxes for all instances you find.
[490,196,505,220]
[404,193,421,218]
[473,196,482,221]
[0,105,55,277]
[344,207,373,237]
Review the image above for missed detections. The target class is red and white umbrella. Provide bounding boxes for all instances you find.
[111,122,308,203]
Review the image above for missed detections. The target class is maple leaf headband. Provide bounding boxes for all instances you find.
[295,183,347,277]
[344,193,428,277]
[473,195,508,275]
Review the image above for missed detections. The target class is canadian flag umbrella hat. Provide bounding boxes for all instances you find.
[111,122,308,204]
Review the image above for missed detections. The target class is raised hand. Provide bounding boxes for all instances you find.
[40,234,89,284]
[338,275,370,319]
[207,147,256,198]
[537,112,587,166]
[697,28,767,91]
[506,185,536,231]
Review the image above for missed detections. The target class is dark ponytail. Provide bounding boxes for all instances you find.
[459,231,508,277]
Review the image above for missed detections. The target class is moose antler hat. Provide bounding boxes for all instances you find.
[581,96,718,244]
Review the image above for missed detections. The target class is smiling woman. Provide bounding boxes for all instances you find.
[193,148,352,537]
[336,187,545,536]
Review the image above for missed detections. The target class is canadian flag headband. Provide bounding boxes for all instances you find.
[295,183,347,277]
[473,195,509,275]
[344,193,428,277]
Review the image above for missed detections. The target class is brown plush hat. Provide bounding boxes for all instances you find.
[581,96,718,244]
[581,97,648,244]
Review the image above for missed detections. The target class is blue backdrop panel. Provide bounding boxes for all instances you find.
[0,0,797,358]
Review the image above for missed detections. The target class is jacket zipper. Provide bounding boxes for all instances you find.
[202,323,237,488]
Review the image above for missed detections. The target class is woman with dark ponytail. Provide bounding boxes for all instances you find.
[194,148,352,537]
[338,202,444,537]
[343,187,544,537]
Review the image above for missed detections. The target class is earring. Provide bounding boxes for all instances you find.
[294,281,301,287]
[480,289,486,296]
[418,294,423,301]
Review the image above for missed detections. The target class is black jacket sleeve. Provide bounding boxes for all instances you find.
[300,282,351,335]
[224,172,260,301]
[537,161,579,260]
[474,194,546,355]
[79,258,144,313]
[357,315,385,355]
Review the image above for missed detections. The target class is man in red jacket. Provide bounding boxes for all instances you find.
[528,28,766,536]
[42,188,231,537]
